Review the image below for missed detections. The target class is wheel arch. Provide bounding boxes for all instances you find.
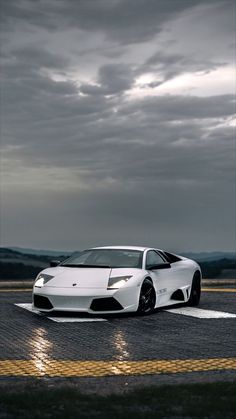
[144,276,153,283]
[137,276,156,315]
[193,269,202,283]
[187,269,201,306]
[141,276,155,289]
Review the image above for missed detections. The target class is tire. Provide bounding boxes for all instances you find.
[137,279,156,315]
[187,273,201,306]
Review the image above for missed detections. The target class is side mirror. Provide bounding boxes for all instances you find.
[50,260,61,267]
[148,262,171,270]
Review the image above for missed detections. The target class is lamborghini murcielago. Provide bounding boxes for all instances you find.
[33,246,201,315]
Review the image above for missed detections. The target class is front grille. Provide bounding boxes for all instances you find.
[34,295,53,310]
[90,297,123,311]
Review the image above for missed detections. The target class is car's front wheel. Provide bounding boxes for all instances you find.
[187,273,201,306]
[137,279,156,315]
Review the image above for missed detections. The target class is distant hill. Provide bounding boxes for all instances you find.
[181,251,236,262]
[0,248,49,267]
[8,246,72,257]
[0,247,235,280]
[5,247,236,261]
[0,248,70,280]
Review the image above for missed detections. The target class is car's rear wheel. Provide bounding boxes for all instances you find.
[187,273,201,306]
[137,279,156,315]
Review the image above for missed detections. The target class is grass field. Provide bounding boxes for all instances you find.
[0,381,235,418]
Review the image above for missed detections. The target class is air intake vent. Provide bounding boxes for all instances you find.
[171,289,185,301]
[34,295,53,309]
[90,297,123,311]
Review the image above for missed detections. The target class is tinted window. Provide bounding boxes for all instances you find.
[146,251,165,269]
[163,251,182,263]
[61,249,143,268]
[157,251,169,262]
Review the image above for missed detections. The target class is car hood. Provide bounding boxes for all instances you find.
[40,266,140,289]
[43,266,111,288]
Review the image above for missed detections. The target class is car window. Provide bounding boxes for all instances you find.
[156,251,169,262]
[61,249,143,268]
[163,251,182,263]
[146,251,165,269]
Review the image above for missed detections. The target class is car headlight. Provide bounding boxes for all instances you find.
[107,276,132,290]
[34,273,54,288]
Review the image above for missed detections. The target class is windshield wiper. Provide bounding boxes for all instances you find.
[62,264,111,268]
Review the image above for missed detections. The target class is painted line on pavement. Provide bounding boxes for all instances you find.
[202,288,236,292]
[0,358,235,377]
[15,303,107,322]
[0,289,32,292]
[166,307,236,318]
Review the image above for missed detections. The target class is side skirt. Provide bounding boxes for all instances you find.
[155,285,191,309]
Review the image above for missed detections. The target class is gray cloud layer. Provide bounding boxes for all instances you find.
[0,0,235,251]
[1,0,216,42]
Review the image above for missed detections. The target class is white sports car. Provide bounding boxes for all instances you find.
[33,246,201,315]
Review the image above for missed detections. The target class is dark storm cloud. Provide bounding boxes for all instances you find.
[2,71,235,185]
[80,64,134,95]
[1,0,235,251]
[2,39,235,180]
[121,95,236,120]
[1,0,219,44]
[13,46,69,69]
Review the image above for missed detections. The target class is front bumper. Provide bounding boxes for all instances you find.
[32,285,140,314]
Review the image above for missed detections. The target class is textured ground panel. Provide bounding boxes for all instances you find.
[0,289,235,391]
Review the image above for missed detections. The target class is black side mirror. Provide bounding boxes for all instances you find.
[148,262,171,270]
[50,260,61,267]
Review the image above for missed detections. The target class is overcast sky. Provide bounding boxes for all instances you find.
[0,0,236,252]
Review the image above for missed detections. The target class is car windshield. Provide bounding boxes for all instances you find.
[61,249,143,269]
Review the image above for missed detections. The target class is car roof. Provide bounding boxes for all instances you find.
[92,246,157,252]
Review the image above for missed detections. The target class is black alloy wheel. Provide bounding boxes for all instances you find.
[187,273,201,306]
[137,279,156,315]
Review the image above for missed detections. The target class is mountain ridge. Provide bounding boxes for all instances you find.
[2,246,236,261]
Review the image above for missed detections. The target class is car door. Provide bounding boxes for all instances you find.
[145,250,177,306]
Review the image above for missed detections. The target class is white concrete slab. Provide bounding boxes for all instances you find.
[48,317,106,323]
[15,303,107,322]
[166,307,236,318]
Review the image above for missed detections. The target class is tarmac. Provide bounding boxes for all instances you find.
[0,282,235,394]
